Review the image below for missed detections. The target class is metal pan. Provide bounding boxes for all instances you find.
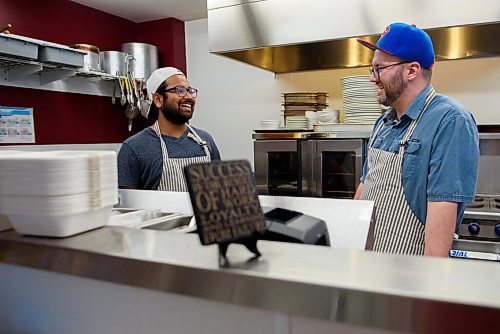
[100,51,130,76]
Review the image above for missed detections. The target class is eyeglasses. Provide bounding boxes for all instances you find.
[369,61,410,80]
[164,86,198,98]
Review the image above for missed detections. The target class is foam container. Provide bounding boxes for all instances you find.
[6,205,113,237]
[0,188,118,215]
[0,150,118,237]
[0,150,117,196]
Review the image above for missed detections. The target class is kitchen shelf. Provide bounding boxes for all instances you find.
[75,70,119,81]
[0,54,118,96]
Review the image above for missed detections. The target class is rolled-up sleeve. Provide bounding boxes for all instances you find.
[427,113,479,203]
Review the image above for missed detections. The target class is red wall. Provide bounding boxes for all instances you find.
[138,18,187,75]
[0,0,186,145]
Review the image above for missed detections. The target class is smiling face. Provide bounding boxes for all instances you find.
[158,75,196,125]
[371,50,408,107]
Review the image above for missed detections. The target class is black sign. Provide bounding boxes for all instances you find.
[184,160,267,246]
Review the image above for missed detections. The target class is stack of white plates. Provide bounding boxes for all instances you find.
[305,111,318,129]
[260,120,280,130]
[286,116,308,129]
[0,150,118,237]
[341,75,382,124]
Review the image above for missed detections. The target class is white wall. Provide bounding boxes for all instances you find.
[185,19,500,166]
[185,19,288,166]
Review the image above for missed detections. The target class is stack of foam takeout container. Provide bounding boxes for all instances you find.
[0,150,118,237]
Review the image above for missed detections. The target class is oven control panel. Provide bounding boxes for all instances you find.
[458,215,500,241]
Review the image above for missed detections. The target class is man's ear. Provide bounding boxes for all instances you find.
[153,93,163,108]
[407,62,421,81]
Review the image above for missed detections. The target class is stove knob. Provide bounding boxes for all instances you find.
[494,224,500,237]
[468,222,480,235]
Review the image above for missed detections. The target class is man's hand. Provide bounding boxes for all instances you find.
[354,183,364,200]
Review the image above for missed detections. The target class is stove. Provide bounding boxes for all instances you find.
[451,196,500,261]
[464,194,500,213]
[458,196,500,241]
[450,130,500,260]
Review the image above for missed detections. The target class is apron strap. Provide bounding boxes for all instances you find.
[153,122,211,158]
[152,121,169,158]
[399,87,436,146]
[399,87,436,152]
[369,87,436,151]
[186,124,211,157]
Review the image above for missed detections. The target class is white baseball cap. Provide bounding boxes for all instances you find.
[145,67,185,119]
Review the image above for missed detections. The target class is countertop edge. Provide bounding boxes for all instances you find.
[1,231,500,332]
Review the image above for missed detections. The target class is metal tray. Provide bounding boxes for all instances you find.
[0,33,39,60]
[38,45,85,67]
[282,92,328,105]
[142,215,193,231]
[253,128,313,133]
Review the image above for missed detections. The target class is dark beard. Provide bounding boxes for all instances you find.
[378,67,407,107]
[160,99,193,125]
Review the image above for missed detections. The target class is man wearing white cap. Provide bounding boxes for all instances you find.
[118,67,220,191]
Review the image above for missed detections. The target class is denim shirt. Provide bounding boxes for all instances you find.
[361,85,479,228]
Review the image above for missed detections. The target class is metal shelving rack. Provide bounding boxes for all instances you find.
[1,55,119,84]
[0,54,119,97]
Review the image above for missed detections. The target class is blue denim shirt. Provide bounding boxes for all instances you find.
[361,85,479,228]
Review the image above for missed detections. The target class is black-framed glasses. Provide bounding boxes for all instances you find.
[369,61,410,80]
[164,86,198,98]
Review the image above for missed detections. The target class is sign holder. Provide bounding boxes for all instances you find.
[184,160,267,267]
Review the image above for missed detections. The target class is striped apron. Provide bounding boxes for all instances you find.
[361,88,436,255]
[153,121,211,192]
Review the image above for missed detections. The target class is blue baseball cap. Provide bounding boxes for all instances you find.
[357,22,435,69]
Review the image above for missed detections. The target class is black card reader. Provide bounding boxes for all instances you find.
[262,207,330,246]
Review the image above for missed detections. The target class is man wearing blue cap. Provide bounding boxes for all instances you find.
[355,23,479,257]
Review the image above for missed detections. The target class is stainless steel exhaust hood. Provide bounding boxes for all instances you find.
[207,0,500,74]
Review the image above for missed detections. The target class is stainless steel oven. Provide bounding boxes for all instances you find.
[254,139,300,196]
[253,131,368,199]
[301,138,364,198]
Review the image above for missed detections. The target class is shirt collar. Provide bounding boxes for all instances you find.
[381,84,433,124]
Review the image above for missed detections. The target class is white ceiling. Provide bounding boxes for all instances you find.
[70,0,208,23]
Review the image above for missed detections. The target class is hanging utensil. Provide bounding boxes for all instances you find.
[126,70,139,109]
[125,103,140,132]
[133,77,141,109]
[140,99,151,119]
[118,77,126,105]
[124,76,132,105]
[111,79,117,104]
[123,68,140,131]
[139,80,152,119]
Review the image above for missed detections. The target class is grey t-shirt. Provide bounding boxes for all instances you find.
[118,127,221,190]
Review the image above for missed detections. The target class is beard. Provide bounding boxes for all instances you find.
[160,98,194,125]
[378,67,408,107]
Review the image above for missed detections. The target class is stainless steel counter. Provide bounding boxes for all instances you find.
[1,227,499,333]
[252,131,372,140]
